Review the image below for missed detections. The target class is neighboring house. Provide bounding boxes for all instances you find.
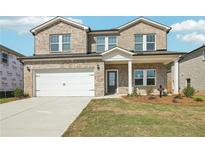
[178,45,205,94]
[0,44,24,96]
[20,16,185,97]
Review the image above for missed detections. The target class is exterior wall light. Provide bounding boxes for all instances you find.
[97,64,100,70]
[27,66,31,72]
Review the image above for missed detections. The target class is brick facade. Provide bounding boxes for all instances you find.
[118,22,167,51]
[24,59,105,97]
[105,63,167,94]
[35,22,87,55]
[88,22,167,53]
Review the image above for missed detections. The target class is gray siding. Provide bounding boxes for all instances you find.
[179,46,205,94]
[0,51,24,91]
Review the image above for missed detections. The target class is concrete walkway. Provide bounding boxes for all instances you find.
[0,97,91,137]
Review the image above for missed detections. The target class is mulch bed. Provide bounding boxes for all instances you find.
[123,95,205,106]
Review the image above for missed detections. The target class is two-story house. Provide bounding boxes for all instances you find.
[20,16,185,97]
[0,44,24,97]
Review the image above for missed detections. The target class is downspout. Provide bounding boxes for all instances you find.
[173,56,182,94]
[173,57,179,94]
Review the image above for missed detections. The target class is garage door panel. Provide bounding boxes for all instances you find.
[36,82,94,90]
[35,70,95,96]
[36,90,94,97]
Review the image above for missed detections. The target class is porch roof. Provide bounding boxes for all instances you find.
[101,46,186,64]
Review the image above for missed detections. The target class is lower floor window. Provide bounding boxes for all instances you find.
[134,70,143,86]
[147,69,156,85]
[186,78,191,87]
[134,69,156,86]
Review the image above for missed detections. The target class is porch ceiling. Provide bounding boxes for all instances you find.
[104,54,180,64]
[132,54,180,64]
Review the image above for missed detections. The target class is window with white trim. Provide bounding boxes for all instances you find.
[186,78,191,87]
[134,69,156,86]
[62,34,71,51]
[147,69,156,85]
[134,70,144,86]
[134,34,156,51]
[135,34,143,51]
[96,36,117,52]
[146,34,155,51]
[108,36,117,50]
[2,53,8,64]
[50,34,71,52]
[96,36,105,52]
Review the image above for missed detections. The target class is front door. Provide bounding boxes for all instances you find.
[107,70,117,94]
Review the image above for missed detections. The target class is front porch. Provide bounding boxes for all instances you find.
[101,47,182,96]
[105,63,167,95]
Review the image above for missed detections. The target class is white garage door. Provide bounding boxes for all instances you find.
[35,70,95,96]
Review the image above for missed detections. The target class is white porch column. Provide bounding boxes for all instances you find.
[173,58,179,94]
[128,60,132,94]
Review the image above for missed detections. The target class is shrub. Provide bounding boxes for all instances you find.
[174,94,183,99]
[183,85,195,98]
[14,88,24,98]
[24,93,29,98]
[145,86,153,95]
[127,92,140,97]
[0,91,14,98]
[163,91,168,96]
[194,97,203,102]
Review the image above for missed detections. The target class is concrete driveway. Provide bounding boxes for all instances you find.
[0,97,91,137]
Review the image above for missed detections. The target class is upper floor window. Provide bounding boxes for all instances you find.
[96,36,117,52]
[62,34,71,51]
[2,53,8,64]
[135,34,143,51]
[108,36,117,50]
[146,34,155,51]
[50,34,71,52]
[50,35,59,51]
[135,34,156,51]
[96,36,105,52]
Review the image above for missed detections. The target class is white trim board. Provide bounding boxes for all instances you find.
[101,47,134,56]
[31,16,89,34]
[118,17,171,32]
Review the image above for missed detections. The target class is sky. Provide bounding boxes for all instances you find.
[0,16,205,56]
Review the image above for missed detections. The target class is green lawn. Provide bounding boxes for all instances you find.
[63,98,205,137]
[0,97,20,104]
[192,95,205,100]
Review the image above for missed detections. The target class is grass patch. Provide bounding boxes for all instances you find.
[192,95,205,100]
[63,98,205,137]
[0,97,20,104]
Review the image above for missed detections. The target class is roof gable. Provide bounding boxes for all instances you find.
[101,47,134,56]
[30,16,89,35]
[117,17,171,32]
[0,44,25,57]
[101,47,134,61]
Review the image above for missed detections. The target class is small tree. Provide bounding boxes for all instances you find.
[14,87,24,98]
[183,85,195,98]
